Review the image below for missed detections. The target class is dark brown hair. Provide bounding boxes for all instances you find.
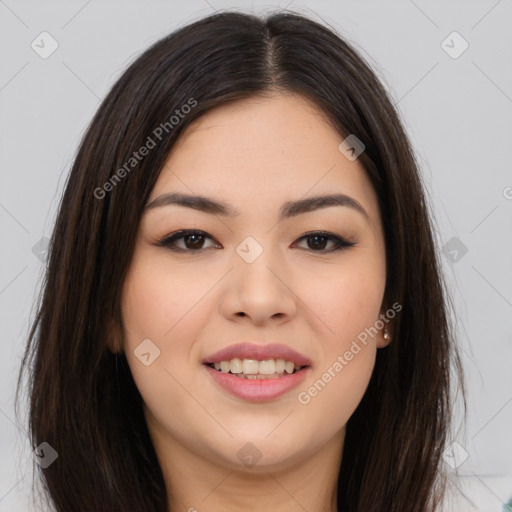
[16,9,466,512]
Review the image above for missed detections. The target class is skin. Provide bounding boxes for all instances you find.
[117,91,391,512]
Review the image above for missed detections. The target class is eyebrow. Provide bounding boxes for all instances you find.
[144,192,369,222]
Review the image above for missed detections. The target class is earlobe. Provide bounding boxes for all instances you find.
[376,300,394,348]
[377,325,393,348]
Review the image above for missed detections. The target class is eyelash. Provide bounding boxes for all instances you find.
[155,229,356,253]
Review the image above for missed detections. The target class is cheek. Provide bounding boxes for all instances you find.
[301,255,386,344]
[119,257,214,432]
[296,274,379,430]
[293,257,383,423]
[119,256,207,393]
[121,254,213,348]
[298,344,376,440]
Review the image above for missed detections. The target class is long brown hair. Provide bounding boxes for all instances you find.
[16,10,466,511]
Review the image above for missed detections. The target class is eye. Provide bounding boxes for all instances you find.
[293,231,356,252]
[155,230,356,253]
[155,230,220,252]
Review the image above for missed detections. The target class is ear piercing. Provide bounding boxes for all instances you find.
[383,328,391,341]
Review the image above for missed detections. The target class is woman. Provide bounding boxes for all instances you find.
[16,9,466,512]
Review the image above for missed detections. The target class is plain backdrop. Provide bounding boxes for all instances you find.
[1,1,511,511]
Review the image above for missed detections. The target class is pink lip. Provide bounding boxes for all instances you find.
[203,364,311,402]
[202,342,312,367]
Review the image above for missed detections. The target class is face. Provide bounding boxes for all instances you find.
[119,92,389,474]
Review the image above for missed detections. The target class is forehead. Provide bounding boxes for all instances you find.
[149,92,380,228]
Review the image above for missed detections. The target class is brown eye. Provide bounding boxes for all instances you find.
[157,230,220,252]
[181,233,206,250]
[294,231,356,252]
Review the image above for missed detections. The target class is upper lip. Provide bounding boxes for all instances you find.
[203,342,312,367]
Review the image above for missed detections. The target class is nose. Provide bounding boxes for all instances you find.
[218,243,297,326]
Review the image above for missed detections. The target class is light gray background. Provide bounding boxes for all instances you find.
[1,1,511,511]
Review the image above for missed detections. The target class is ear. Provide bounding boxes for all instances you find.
[106,317,124,354]
[376,302,394,349]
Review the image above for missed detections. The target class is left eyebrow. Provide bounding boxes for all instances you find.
[144,192,369,222]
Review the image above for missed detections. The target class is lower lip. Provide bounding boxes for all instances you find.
[203,364,311,403]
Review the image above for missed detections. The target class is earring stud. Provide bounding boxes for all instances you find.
[383,329,391,341]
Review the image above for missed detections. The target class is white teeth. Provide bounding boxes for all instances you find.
[229,357,242,374]
[242,359,259,374]
[209,357,303,376]
[275,358,285,373]
[259,359,275,375]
